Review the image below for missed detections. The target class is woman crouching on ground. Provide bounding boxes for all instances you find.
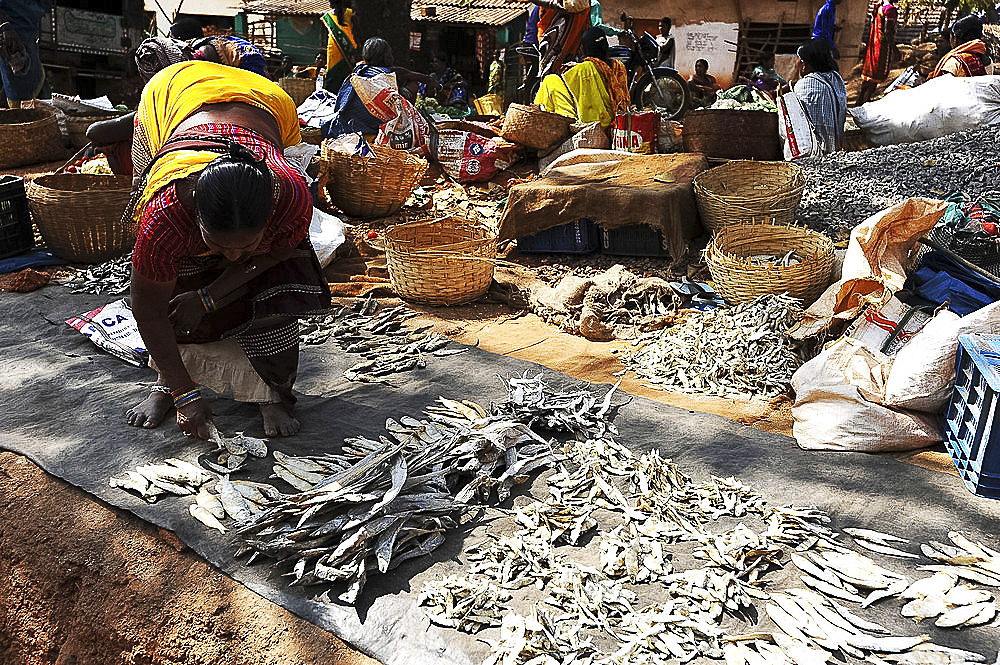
[125,60,330,439]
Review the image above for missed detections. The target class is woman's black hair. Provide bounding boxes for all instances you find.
[195,142,273,235]
[580,26,609,61]
[797,38,837,73]
[362,37,393,68]
[951,15,983,44]
[169,16,204,41]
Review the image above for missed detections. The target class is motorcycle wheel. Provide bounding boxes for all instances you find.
[630,68,689,120]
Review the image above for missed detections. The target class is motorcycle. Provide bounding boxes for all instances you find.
[515,15,689,120]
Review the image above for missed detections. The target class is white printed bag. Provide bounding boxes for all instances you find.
[777,90,822,160]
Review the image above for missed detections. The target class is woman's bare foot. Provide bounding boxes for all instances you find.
[260,402,300,437]
[126,382,173,429]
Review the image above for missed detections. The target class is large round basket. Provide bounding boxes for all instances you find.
[0,106,65,169]
[682,108,780,160]
[385,218,497,306]
[500,103,572,150]
[278,77,316,108]
[65,110,124,149]
[27,174,134,264]
[319,143,428,218]
[705,220,834,306]
[694,160,806,233]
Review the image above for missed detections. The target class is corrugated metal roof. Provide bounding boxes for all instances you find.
[410,0,527,26]
[239,0,526,24]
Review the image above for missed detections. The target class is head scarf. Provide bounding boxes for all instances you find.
[135,37,191,82]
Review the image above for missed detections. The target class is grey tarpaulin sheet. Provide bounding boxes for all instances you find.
[2,287,1000,665]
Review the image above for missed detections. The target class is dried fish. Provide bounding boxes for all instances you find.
[623,294,807,398]
[110,457,212,501]
[58,254,132,294]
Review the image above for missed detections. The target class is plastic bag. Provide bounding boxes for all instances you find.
[611,111,659,154]
[844,295,932,357]
[309,207,345,268]
[850,75,1000,146]
[431,129,515,183]
[375,95,429,156]
[66,299,148,367]
[539,122,610,174]
[777,91,821,160]
[350,71,399,121]
[883,300,1000,412]
[791,336,941,451]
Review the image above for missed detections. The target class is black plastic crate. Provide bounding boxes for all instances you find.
[0,175,33,260]
[600,223,671,257]
[518,219,599,254]
[943,333,1000,499]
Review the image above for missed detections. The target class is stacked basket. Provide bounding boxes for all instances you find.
[705,219,834,305]
[64,109,125,149]
[385,217,497,306]
[694,160,806,232]
[278,77,317,108]
[319,143,428,218]
[500,103,572,150]
[0,106,64,169]
[27,174,134,263]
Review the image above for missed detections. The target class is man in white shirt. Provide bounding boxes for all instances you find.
[656,16,676,68]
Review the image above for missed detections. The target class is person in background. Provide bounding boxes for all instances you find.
[0,0,47,108]
[751,52,789,98]
[794,38,847,154]
[169,16,203,41]
[489,49,503,93]
[533,26,629,127]
[125,61,329,439]
[321,0,358,93]
[532,0,592,78]
[427,53,469,109]
[928,15,993,79]
[857,0,897,105]
[588,0,621,37]
[656,17,675,68]
[811,0,843,57]
[687,59,720,107]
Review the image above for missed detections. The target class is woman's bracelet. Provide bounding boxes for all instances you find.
[171,386,203,409]
[198,287,216,312]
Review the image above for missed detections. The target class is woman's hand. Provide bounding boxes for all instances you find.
[168,290,207,336]
[176,399,212,440]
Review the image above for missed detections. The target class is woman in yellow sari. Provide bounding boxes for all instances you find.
[125,61,330,440]
[322,0,358,92]
[534,27,630,127]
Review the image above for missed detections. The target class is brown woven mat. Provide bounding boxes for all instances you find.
[498,152,709,263]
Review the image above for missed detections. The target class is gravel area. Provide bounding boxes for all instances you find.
[798,124,1000,238]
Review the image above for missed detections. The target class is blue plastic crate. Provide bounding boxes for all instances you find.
[600,224,671,258]
[942,333,1000,499]
[517,219,599,254]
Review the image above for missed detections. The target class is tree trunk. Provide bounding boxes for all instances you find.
[351,0,413,67]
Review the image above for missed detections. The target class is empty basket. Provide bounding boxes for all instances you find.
[0,106,65,169]
[319,143,428,218]
[385,217,497,306]
[500,103,573,150]
[694,160,806,233]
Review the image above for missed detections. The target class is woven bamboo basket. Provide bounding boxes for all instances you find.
[500,103,572,150]
[385,217,497,306]
[319,143,428,218]
[278,77,317,107]
[65,111,124,149]
[0,106,65,169]
[705,220,834,306]
[27,174,134,263]
[694,160,806,233]
[682,109,780,160]
[301,126,322,145]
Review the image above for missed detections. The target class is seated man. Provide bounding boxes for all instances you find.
[751,52,789,98]
[928,15,993,79]
[533,26,630,127]
[687,59,720,108]
[793,39,847,154]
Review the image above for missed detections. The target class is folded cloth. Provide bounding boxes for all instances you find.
[0,248,63,274]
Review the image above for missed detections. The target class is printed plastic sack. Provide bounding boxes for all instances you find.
[884,300,1000,412]
[66,299,148,367]
[351,71,399,121]
[777,91,820,160]
[430,129,516,183]
[375,95,429,156]
[850,75,1000,147]
[791,336,941,452]
[611,111,659,154]
[844,295,932,357]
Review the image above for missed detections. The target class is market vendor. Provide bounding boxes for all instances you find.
[750,52,789,99]
[793,39,847,154]
[321,0,358,93]
[324,37,404,137]
[928,15,993,80]
[87,36,268,177]
[124,61,330,439]
[0,0,47,109]
[687,59,721,108]
[533,26,629,127]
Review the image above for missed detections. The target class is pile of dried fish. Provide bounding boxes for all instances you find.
[749,251,802,268]
[58,254,132,294]
[623,293,807,397]
[299,296,460,384]
[232,375,592,603]
[204,421,268,473]
[109,457,212,502]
